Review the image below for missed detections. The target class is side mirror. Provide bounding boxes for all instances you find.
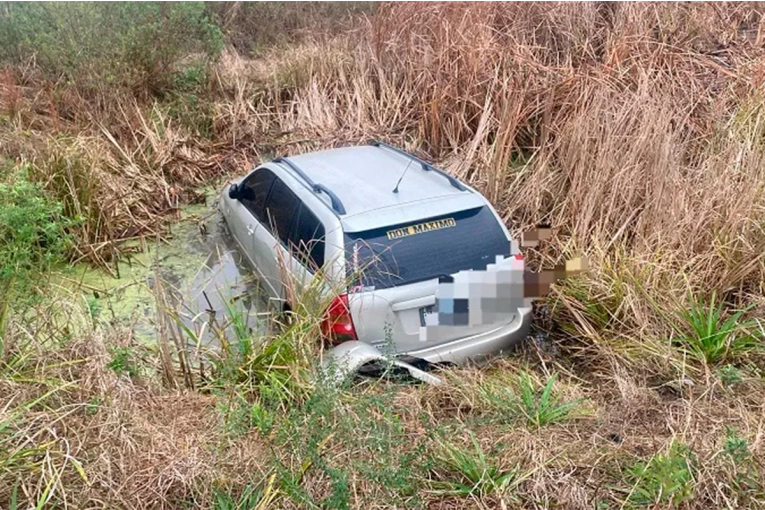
[228,183,240,199]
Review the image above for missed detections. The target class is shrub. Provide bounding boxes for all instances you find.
[0,2,223,97]
[106,346,140,378]
[722,427,761,496]
[207,2,375,56]
[0,167,75,288]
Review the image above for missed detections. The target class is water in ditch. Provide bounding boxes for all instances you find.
[53,192,274,350]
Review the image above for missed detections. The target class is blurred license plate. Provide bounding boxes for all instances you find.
[419,305,435,326]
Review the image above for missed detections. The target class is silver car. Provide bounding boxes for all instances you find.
[219,142,532,382]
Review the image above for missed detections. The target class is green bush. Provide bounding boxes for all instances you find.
[0,168,75,287]
[0,2,223,96]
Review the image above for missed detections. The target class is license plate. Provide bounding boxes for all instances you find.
[419,305,435,326]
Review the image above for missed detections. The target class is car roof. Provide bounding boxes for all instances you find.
[281,145,485,231]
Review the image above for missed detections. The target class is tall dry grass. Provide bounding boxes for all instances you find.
[0,69,233,271]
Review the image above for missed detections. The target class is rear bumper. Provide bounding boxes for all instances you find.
[403,306,533,365]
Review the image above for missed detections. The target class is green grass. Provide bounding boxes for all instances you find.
[623,442,697,507]
[479,370,583,429]
[515,371,582,428]
[212,474,278,510]
[673,290,762,365]
[235,369,435,509]
[0,2,223,97]
[429,431,519,499]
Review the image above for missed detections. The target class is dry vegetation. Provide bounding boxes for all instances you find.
[2,2,765,509]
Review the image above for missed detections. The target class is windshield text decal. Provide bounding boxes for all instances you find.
[386,218,456,240]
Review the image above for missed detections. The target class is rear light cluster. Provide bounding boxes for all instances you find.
[321,294,358,345]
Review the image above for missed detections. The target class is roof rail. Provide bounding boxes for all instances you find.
[274,157,347,215]
[369,140,467,192]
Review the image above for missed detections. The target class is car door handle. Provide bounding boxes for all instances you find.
[247,225,255,236]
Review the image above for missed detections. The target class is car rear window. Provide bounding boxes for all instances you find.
[344,207,510,290]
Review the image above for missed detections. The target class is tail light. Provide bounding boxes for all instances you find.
[514,253,524,260]
[322,294,358,345]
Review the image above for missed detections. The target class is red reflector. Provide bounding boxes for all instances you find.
[321,294,358,345]
[515,253,524,260]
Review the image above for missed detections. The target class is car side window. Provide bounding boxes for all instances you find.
[239,168,276,223]
[263,178,300,246]
[291,204,326,269]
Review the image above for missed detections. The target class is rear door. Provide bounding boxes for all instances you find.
[278,201,328,306]
[252,176,299,300]
[345,206,514,353]
[255,176,329,304]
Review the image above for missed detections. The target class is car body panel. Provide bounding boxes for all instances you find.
[347,277,518,354]
[406,305,532,365]
[221,164,347,306]
[288,146,463,216]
